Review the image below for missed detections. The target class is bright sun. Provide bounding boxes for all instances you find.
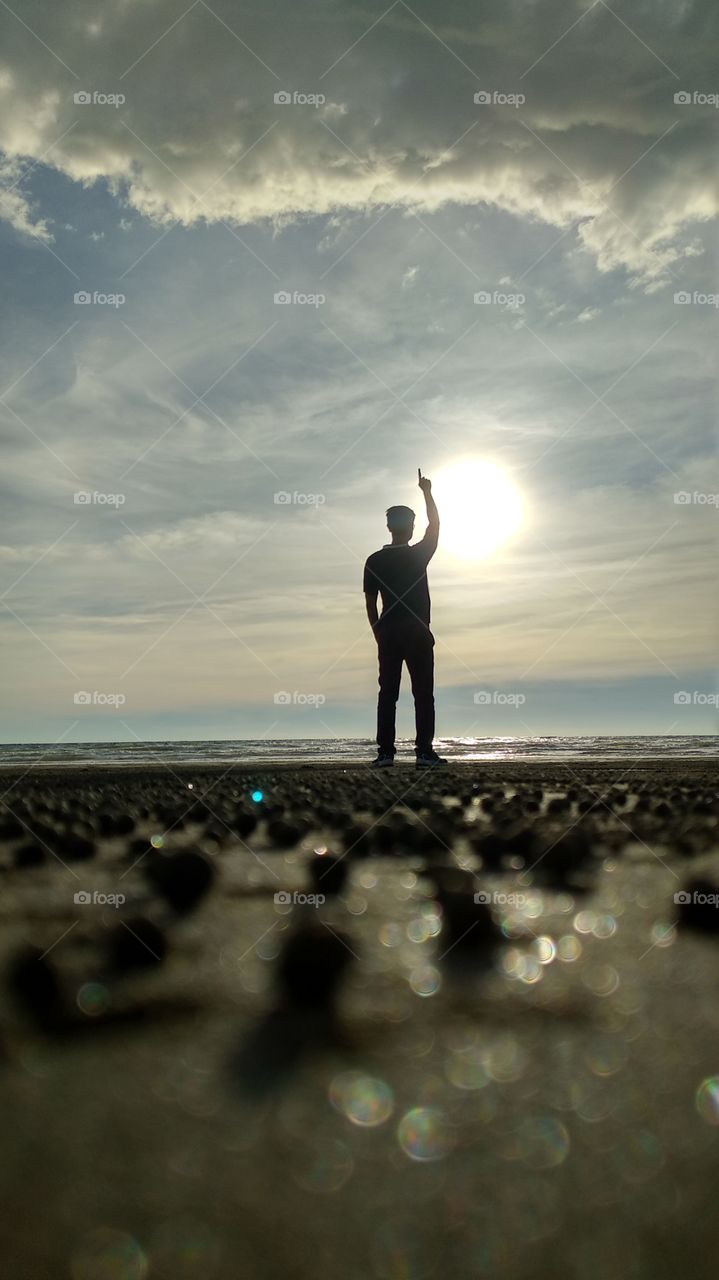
[434,459,525,560]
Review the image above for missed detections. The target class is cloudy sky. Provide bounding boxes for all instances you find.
[0,0,717,744]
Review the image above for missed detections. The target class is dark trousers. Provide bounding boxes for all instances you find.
[376,620,435,755]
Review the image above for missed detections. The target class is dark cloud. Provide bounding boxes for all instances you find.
[0,0,716,284]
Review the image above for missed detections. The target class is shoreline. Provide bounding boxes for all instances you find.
[0,756,716,780]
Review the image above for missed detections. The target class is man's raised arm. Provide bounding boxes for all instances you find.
[418,468,439,552]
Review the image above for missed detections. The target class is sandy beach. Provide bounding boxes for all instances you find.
[0,758,717,1278]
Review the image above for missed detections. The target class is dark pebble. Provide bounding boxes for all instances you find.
[145,850,215,914]
[533,830,594,887]
[372,822,396,854]
[8,946,63,1028]
[432,868,498,958]
[546,796,570,815]
[127,837,152,860]
[54,833,96,862]
[13,842,46,869]
[277,924,353,1008]
[96,813,117,837]
[233,810,257,839]
[266,818,302,847]
[108,916,168,971]
[502,825,539,859]
[309,852,348,897]
[0,818,25,840]
[475,831,508,868]
[342,825,372,858]
[678,880,719,934]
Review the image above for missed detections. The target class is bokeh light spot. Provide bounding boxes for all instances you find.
[71,1228,147,1280]
[696,1076,719,1126]
[330,1072,395,1127]
[397,1106,452,1161]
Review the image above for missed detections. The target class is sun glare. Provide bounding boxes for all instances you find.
[434,459,524,560]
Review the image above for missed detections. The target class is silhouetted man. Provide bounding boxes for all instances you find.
[363,469,447,768]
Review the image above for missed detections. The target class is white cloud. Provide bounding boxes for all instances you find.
[0,157,52,241]
[0,0,715,285]
[118,510,265,555]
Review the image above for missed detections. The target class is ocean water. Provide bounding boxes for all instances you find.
[0,735,716,767]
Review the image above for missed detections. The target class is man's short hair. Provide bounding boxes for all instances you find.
[386,505,415,531]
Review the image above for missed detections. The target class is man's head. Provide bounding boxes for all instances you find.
[386,505,415,544]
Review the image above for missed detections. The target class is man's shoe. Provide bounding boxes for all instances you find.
[415,750,448,768]
[371,752,395,768]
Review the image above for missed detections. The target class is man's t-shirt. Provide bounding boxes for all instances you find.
[363,528,438,628]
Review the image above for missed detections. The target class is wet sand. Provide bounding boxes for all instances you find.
[1,759,718,1278]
